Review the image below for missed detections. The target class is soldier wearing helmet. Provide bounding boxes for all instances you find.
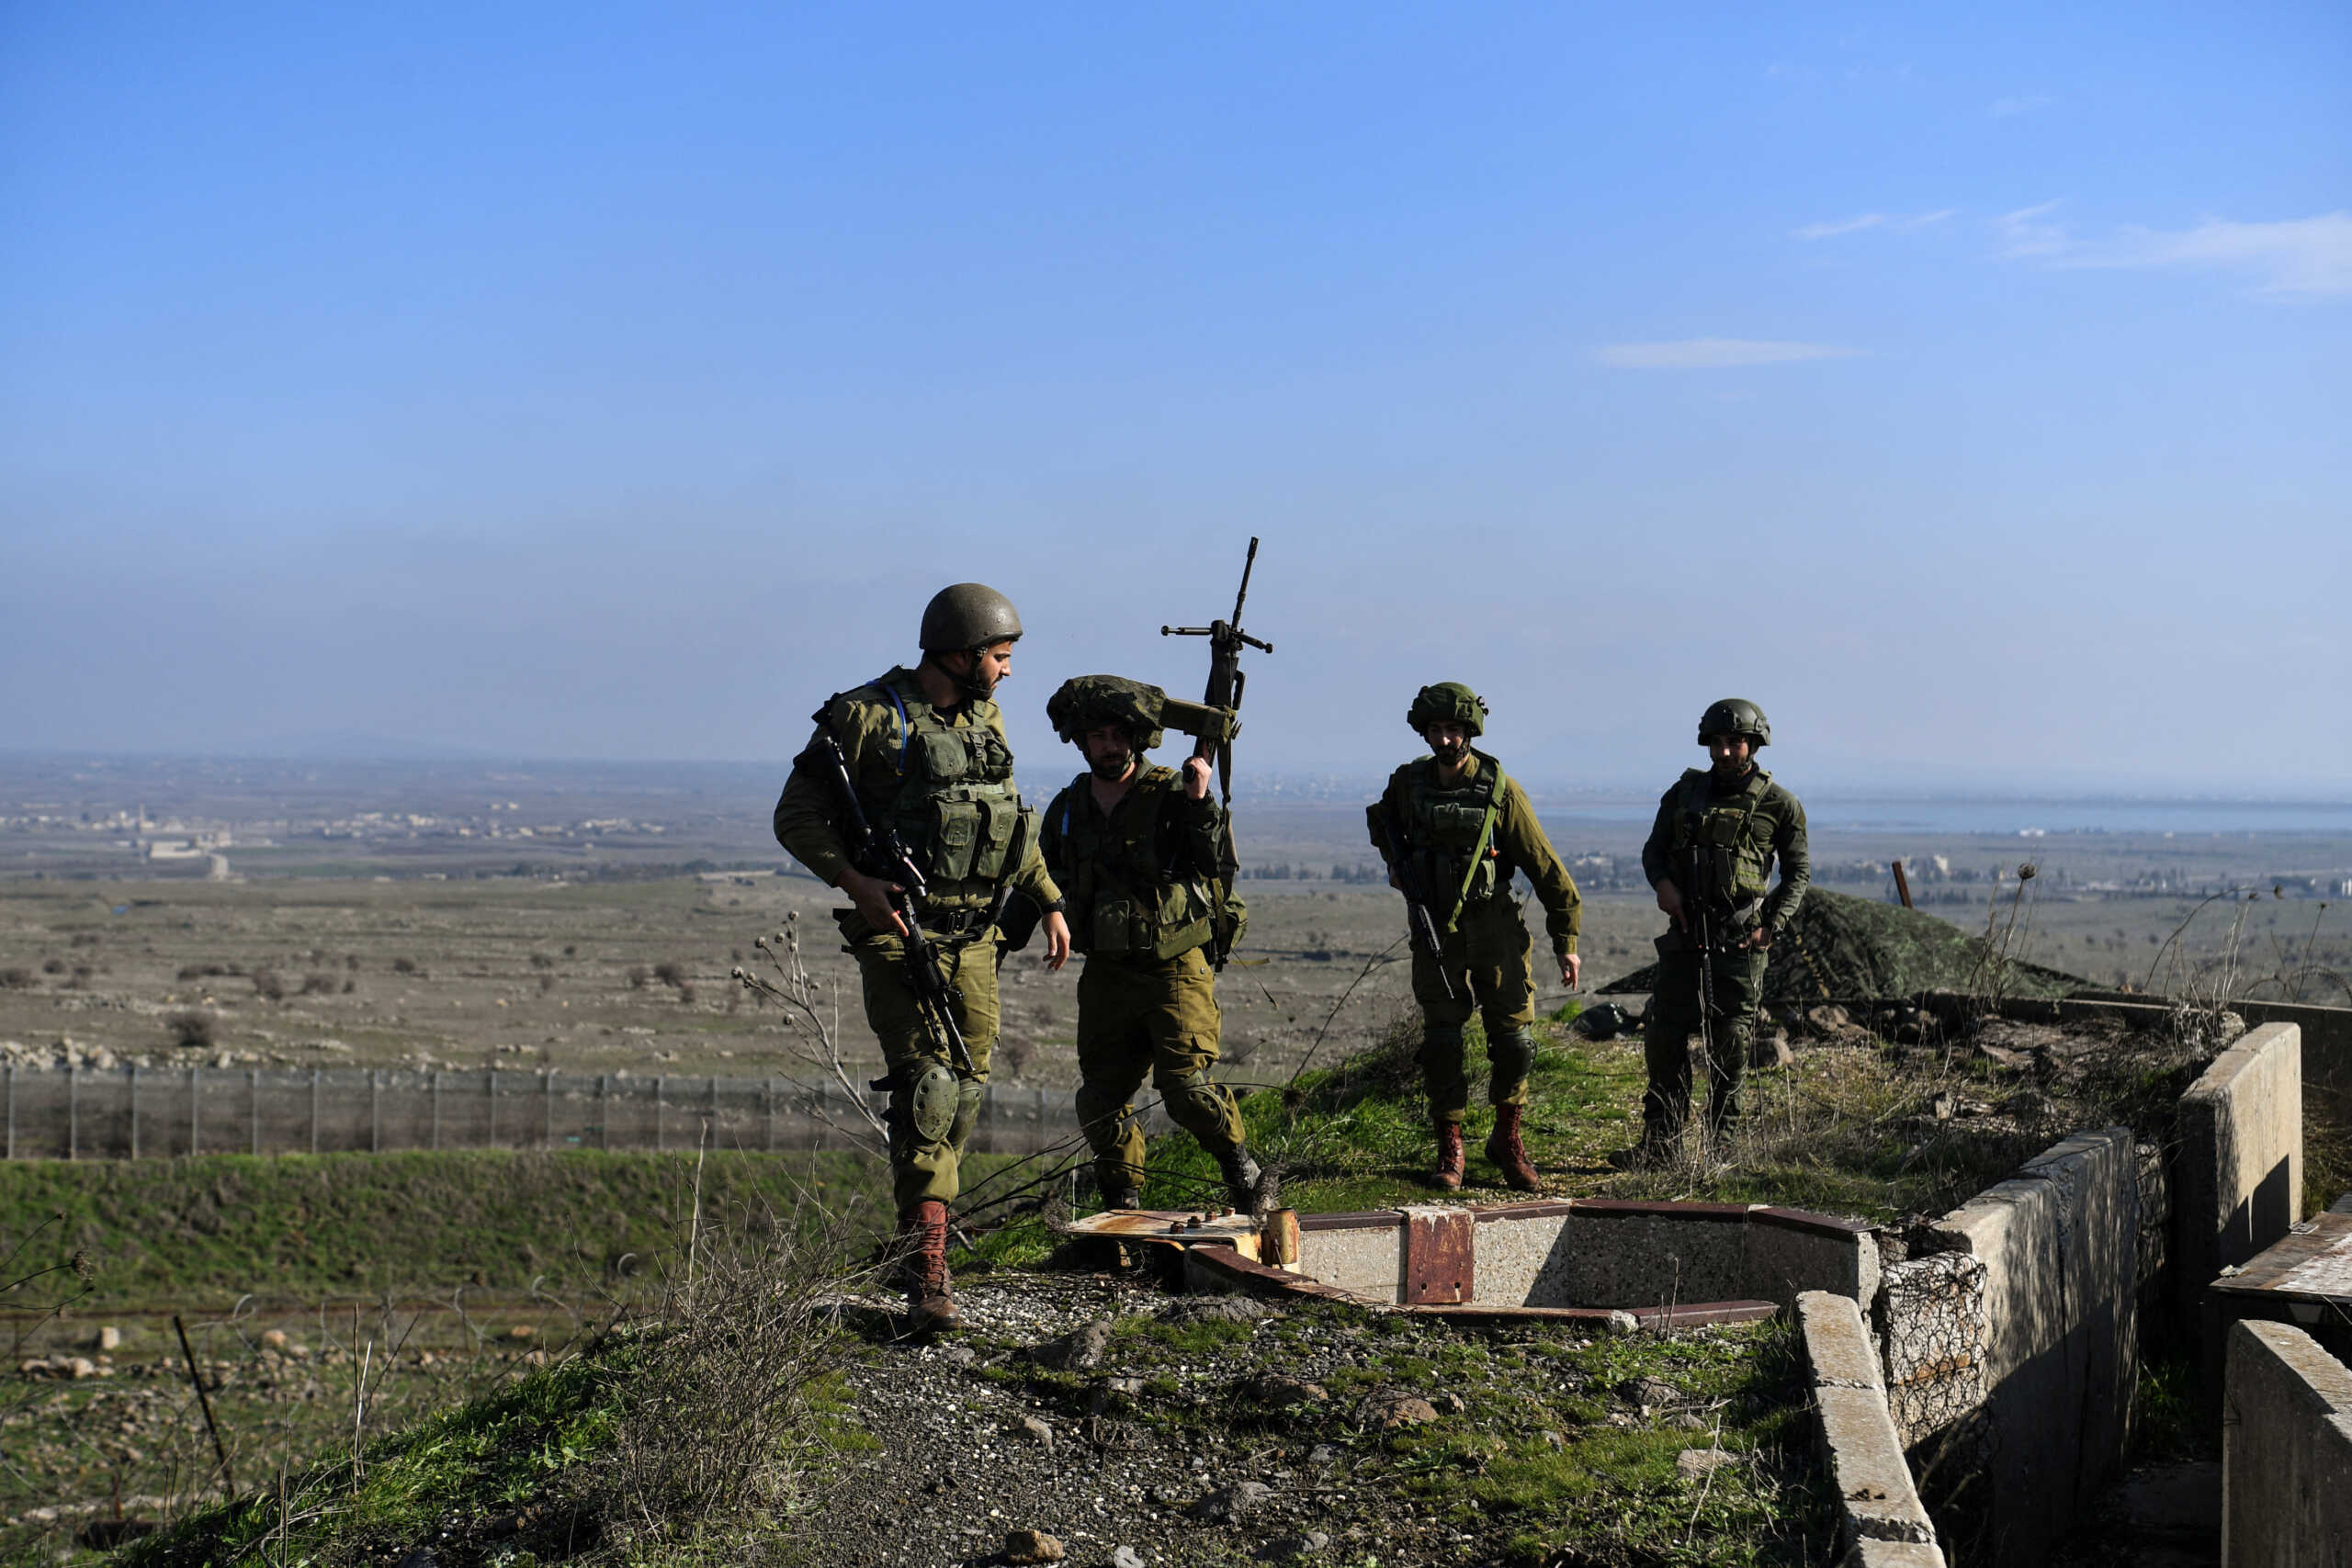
[1631,698,1810,1164]
[773,582,1072,1333]
[1040,675,1262,1212]
[1367,682,1584,1192]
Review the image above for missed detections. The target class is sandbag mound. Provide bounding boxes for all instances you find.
[1598,886,2083,1005]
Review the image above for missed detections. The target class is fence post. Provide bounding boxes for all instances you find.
[597,1074,608,1150]
[708,1075,719,1145]
[489,1068,498,1147]
[68,1063,77,1160]
[764,1077,775,1153]
[190,1066,200,1157]
[309,1068,320,1156]
[431,1070,442,1149]
[249,1068,258,1156]
[370,1070,381,1153]
[544,1069,553,1149]
[656,1075,666,1153]
[4,1064,12,1160]
[130,1065,140,1160]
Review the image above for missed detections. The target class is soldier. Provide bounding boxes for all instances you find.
[1041,676,1262,1212]
[1368,682,1582,1191]
[773,583,1071,1333]
[1634,698,1809,1162]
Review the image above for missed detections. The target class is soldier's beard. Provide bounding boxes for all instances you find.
[1089,749,1135,782]
[1431,740,1469,768]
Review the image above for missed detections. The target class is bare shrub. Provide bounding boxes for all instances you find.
[165,1010,217,1050]
[529,953,555,971]
[341,977,356,995]
[300,972,337,995]
[0,968,30,990]
[675,983,696,1006]
[40,958,62,976]
[175,961,241,981]
[251,969,287,1001]
[652,961,686,988]
[390,956,419,976]
[68,932,100,948]
[345,953,361,970]
[539,973,557,995]
[626,965,649,989]
[996,1035,1036,1080]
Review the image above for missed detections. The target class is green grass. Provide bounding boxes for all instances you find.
[0,1146,1032,1311]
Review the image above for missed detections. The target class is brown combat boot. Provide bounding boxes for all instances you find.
[1431,1121,1466,1190]
[899,1200,961,1336]
[1485,1105,1540,1191]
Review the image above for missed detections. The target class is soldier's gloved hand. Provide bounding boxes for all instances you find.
[1655,877,1686,931]
[837,867,910,938]
[1558,952,1582,990]
[1041,910,1072,971]
[1181,755,1212,800]
[1742,926,1772,952]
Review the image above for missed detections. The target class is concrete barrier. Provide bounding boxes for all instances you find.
[1796,1291,1944,1564]
[2221,1318,2352,1568]
[1927,1127,2139,1568]
[2177,1021,2302,1402]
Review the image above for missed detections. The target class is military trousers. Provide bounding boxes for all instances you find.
[1409,897,1539,1122]
[847,925,1000,1218]
[1642,936,1769,1143]
[1072,945,1246,1196]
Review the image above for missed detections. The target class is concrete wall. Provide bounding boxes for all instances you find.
[2177,1021,2303,1338]
[1796,1291,1946,1566]
[2221,1318,2352,1568]
[1926,1127,2139,1568]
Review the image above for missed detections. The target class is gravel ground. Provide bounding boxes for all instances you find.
[805,1263,1827,1568]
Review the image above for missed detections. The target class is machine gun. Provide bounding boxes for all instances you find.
[1370,806,1457,1002]
[1162,537,1272,969]
[798,718,987,1074]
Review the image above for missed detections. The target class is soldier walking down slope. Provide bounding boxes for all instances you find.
[1634,698,1809,1165]
[1367,683,1583,1192]
[773,583,1071,1334]
[1041,676,1262,1213]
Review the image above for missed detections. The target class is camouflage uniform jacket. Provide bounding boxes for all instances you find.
[772,666,1060,938]
[1639,767,1810,935]
[1041,763,1224,961]
[1371,753,1583,957]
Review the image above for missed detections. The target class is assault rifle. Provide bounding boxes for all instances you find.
[1162,537,1272,970]
[799,718,984,1074]
[1673,840,1736,1081]
[1370,807,1456,1002]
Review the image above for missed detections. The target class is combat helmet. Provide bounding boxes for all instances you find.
[1697,698,1770,748]
[1047,676,1166,751]
[1407,682,1487,738]
[919,583,1024,653]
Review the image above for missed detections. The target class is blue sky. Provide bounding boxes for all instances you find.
[3,3,2346,792]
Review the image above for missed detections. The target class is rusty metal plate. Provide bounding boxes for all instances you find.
[2213,1208,2352,1303]
[1402,1204,1475,1305]
[1057,1209,1260,1243]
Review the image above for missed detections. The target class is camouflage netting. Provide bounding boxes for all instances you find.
[1599,886,2084,1004]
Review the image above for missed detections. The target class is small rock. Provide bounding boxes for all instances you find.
[1253,1374,1329,1408]
[1541,1429,1567,1449]
[96,1325,121,1352]
[63,1356,99,1380]
[1436,1391,1466,1415]
[1600,1310,1641,1337]
[1621,1377,1680,1409]
[1188,1479,1273,1523]
[1305,1442,1342,1468]
[1159,1295,1272,1325]
[260,1329,288,1350]
[1031,1318,1115,1371]
[1113,1547,1146,1568]
[1370,1394,1440,1429]
[506,1325,536,1340]
[935,1344,978,1367]
[1678,1448,1739,1480]
[1018,1414,1055,1451]
[1673,1411,1707,1430]
[1004,1528,1065,1564]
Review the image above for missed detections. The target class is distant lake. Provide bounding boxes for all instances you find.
[1528,796,2352,836]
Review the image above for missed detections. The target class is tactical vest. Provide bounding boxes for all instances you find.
[865,677,1035,914]
[1668,767,1775,910]
[1404,750,1506,930]
[1054,766,1216,961]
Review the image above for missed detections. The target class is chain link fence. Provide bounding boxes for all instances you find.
[0,1064,1119,1160]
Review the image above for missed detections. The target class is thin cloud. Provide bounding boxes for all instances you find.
[1794,209,1954,240]
[1989,95,2053,118]
[1594,339,1864,369]
[1998,203,2352,299]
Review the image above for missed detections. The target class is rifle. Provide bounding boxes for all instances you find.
[1162,537,1272,969]
[799,718,981,1074]
[1674,840,1732,1092]
[1370,806,1457,1002]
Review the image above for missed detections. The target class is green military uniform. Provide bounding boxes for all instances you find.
[774,663,1061,1217]
[1042,760,1249,1198]
[1638,702,1809,1145]
[1372,750,1582,1119]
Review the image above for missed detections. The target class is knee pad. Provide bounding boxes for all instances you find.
[947,1077,984,1147]
[1156,1064,1231,1120]
[1487,1026,1535,1079]
[906,1062,959,1142]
